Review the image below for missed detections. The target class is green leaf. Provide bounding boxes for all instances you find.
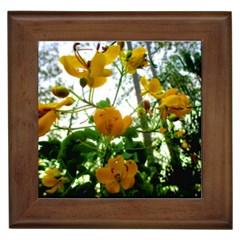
[123,127,138,138]
[96,98,111,108]
[161,120,168,128]
[60,131,86,159]
[84,128,99,141]
[123,138,135,150]
[122,152,133,159]
[125,141,147,164]
[132,152,139,162]
[76,141,97,153]
[114,142,124,154]
[88,115,94,124]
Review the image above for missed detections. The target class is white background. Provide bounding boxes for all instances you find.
[0,0,239,239]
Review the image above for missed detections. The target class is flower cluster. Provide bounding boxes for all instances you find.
[157,88,192,120]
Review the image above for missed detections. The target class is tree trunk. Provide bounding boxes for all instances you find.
[126,42,154,163]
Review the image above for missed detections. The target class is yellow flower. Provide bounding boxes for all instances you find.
[160,127,167,134]
[96,155,138,194]
[157,88,192,119]
[41,168,68,194]
[159,88,178,98]
[182,140,190,149]
[59,45,120,88]
[140,76,163,99]
[93,107,132,137]
[175,130,185,137]
[125,46,148,74]
[38,97,74,137]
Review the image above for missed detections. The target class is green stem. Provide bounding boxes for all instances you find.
[66,100,79,135]
[112,74,124,106]
[68,88,98,108]
[52,125,95,131]
[56,105,93,113]
[121,188,127,197]
[88,87,92,103]
[113,61,122,74]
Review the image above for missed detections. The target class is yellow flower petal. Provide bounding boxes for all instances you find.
[169,107,192,119]
[55,97,75,108]
[128,47,147,68]
[105,181,121,193]
[160,95,181,108]
[161,108,168,120]
[94,107,130,136]
[182,140,189,149]
[88,76,107,88]
[140,77,162,99]
[59,55,87,78]
[125,160,138,177]
[46,184,59,194]
[162,88,178,98]
[140,76,149,90]
[109,119,125,137]
[122,115,133,133]
[126,46,147,74]
[93,108,104,122]
[125,64,136,74]
[103,45,120,65]
[90,52,106,77]
[148,78,161,91]
[38,110,59,137]
[42,174,58,187]
[59,55,86,69]
[121,177,135,190]
[38,98,74,137]
[108,155,125,171]
[45,168,61,176]
[175,130,185,137]
[96,167,115,184]
[102,69,113,77]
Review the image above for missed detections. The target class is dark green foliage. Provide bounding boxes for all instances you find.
[38,140,61,160]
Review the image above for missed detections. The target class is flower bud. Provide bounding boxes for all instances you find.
[65,97,75,106]
[137,107,146,116]
[80,78,88,88]
[143,100,151,111]
[117,41,124,50]
[51,86,69,98]
[168,113,179,122]
[126,50,132,60]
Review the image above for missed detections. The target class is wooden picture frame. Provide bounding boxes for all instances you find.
[8,11,232,229]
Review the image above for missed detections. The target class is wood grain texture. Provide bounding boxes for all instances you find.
[8,11,232,229]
